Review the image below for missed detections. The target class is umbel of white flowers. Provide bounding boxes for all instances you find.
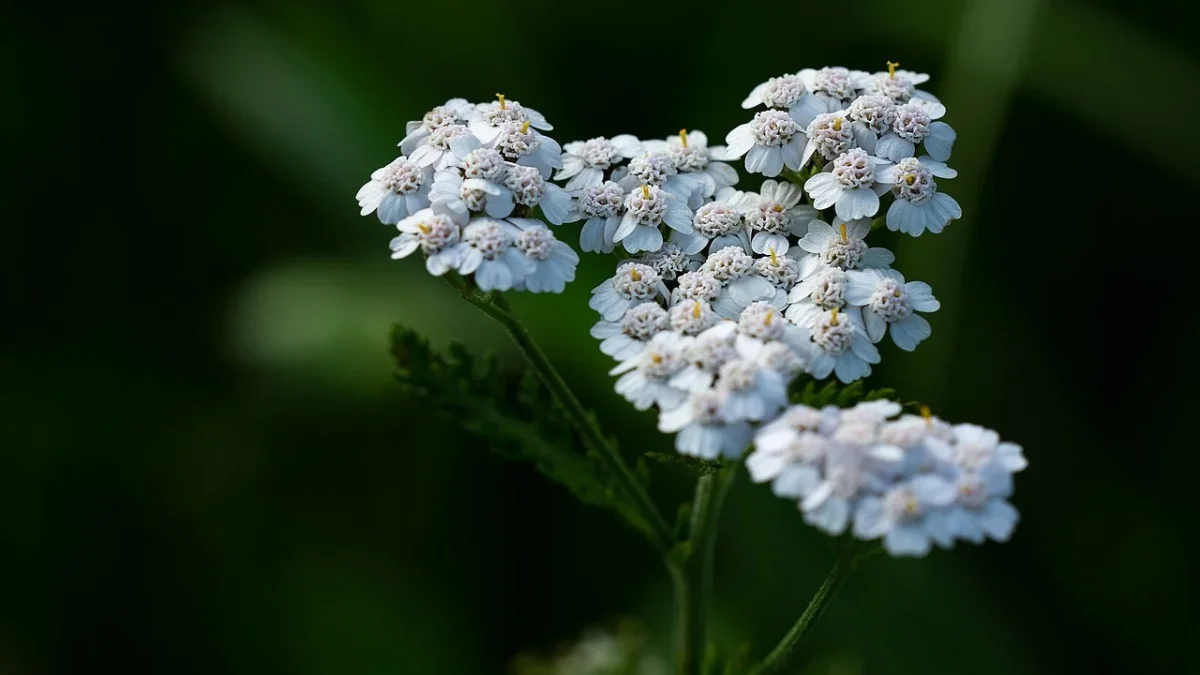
[356,64,1022,557]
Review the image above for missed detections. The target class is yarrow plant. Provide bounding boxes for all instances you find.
[366,66,1021,675]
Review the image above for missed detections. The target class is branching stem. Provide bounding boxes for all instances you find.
[746,543,873,675]
[446,276,676,554]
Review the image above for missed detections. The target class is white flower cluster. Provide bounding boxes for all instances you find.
[356,68,1026,558]
[748,401,1026,556]
[559,130,740,255]
[726,63,961,237]
[356,96,578,293]
[589,252,810,459]
[575,64,1024,555]
[587,212,937,386]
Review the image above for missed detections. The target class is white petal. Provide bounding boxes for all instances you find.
[851,121,878,155]
[852,497,888,539]
[376,191,410,224]
[668,229,708,255]
[906,282,939,312]
[744,144,769,174]
[918,156,957,179]
[621,225,663,253]
[612,213,637,242]
[706,161,740,189]
[449,134,481,159]
[804,174,840,210]
[388,234,420,259]
[797,219,834,252]
[884,526,931,557]
[980,500,1019,541]
[863,309,887,343]
[835,187,880,221]
[474,259,514,292]
[807,351,835,379]
[540,184,572,225]
[788,96,828,129]
[724,124,755,157]
[772,464,821,497]
[741,81,768,109]
[875,133,915,162]
[923,122,956,162]
[891,314,931,351]
[833,352,869,383]
[751,231,790,255]
[663,200,694,233]
[780,137,804,170]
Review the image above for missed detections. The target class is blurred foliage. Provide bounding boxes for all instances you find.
[4,0,1198,674]
[390,324,656,540]
[512,621,668,675]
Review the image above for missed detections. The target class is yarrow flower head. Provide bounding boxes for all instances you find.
[724,110,806,177]
[799,66,865,107]
[468,94,553,145]
[590,262,667,321]
[741,73,830,129]
[794,218,895,275]
[646,129,741,202]
[877,156,962,236]
[804,148,893,222]
[508,218,580,293]
[741,179,819,255]
[857,63,947,119]
[612,184,694,254]
[801,111,856,167]
[363,97,579,294]
[844,268,939,350]
[673,187,750,255]
[591,301,669,361]
[876,102,956,163]
[556,135,643,191]
[748,401,1025,556]
[398,98,474,156]
[389,209,462,275]
[356,156,433,224]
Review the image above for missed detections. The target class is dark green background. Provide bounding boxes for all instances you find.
[4,0,1196,673]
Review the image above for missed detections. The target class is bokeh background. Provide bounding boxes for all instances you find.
[4,0,1198,672]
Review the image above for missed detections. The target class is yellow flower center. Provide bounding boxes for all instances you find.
[921,405,932,427]
[495,93,506,110]
[521,120,530,134]
[692,301,702,318]
[832,116,843,132]
[417,222,431,234]
[887,61,899,79]
[839,223,848,242]
[679,128,689,147]
[629,267,642,281]
[830,308,840,326]
[641,185,651,199]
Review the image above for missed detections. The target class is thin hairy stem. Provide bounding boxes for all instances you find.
[673,463,739,675]
[746,544,869,675]
[446,275,676,554]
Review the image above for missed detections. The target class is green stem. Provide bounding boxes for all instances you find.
[672,463,739,675]
[745,548,862,675]
[447,276,676,554]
